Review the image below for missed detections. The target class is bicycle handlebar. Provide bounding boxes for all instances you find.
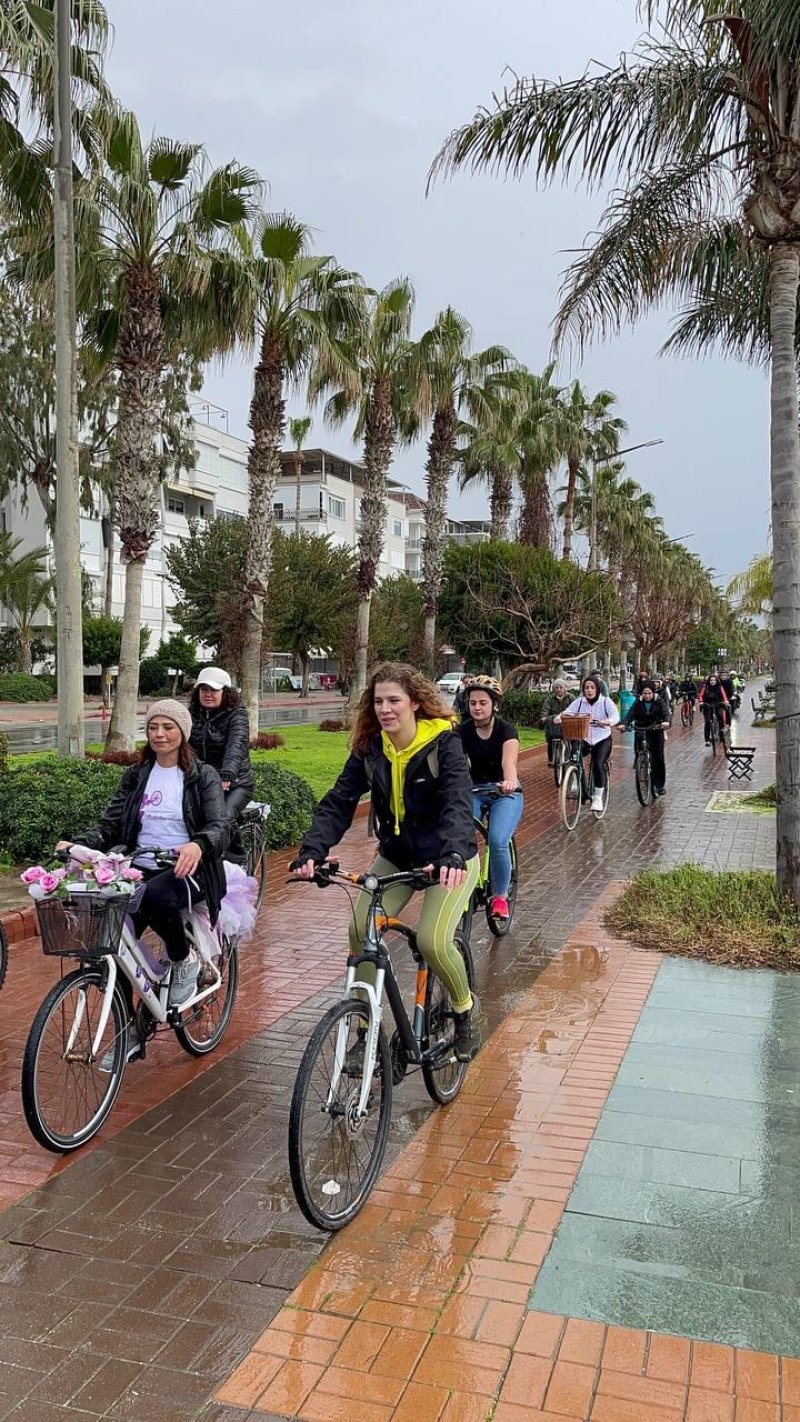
[290,860,435,893]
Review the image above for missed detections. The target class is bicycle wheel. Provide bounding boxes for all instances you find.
[710,719,719,756]
[635,751,652,806]
[487,837,518,938]
[422,933,475,1105]
[0,920,8,993]
[689,702,695,726]
[240,818,267,912]
[175,936,239,1056]
[21,966,128,1153]
[680,702,690,729]
[289,999,392,1231]
[560,762,581,831]
[552,738,567,787]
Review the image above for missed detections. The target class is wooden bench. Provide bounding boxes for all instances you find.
[726,745,756,781]
[751,697,769,725]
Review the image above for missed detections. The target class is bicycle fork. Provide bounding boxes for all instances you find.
[64,958,119,1064]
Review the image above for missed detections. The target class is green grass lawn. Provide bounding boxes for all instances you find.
[254,724,543,800]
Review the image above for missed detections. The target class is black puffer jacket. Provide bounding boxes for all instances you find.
[74,759,229,923]
[298,729,478,870]
[190,705,253,790]
[622,695,670,732]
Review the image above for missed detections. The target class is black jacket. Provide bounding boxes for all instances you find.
[299,729,478,870]
[623,695,670,733]
[74,759,229,923]
[542,691,572,722]
[190,704,253,789]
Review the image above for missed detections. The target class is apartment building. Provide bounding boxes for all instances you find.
[400,492,492,581]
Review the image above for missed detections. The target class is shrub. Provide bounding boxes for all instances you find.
[0,756,124,862]
[0,728,8,774]
[86,748,140,765]
[500,689,548,728]
[251,762,317,850]
[249,732,286,750]
[0,673,54,703]
[319,718,345,732]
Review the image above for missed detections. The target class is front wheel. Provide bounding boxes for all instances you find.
[487,837,518,938]
[560,762,582,831]
[635,750,652,806]
[175,936,239,1056]
[288,999,392,1231]
[422,934,474,1105]
[22,966,128,1152]
[680,702,690,729]
[552,738,567,787]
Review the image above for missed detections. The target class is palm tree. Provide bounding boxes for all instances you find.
[431,0,800,897]
[289,414,312,534]
[514,366,561,548]
[415,309,510,672]
[313,278,415,700]
[728,553,773,618]
[0,536,52,673]
[549,384,626,562]
[77,110,260,751]
[230,215,363,733]
[457,371,523,539]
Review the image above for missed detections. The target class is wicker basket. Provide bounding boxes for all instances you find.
[36,892,129,958]
[560,713,591,743]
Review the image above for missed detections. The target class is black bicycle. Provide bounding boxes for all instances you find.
[680,696,695,729]
[238,801,269,911]
[551,736,568,787]
[288,862,474,1230]
[628,728,653,805]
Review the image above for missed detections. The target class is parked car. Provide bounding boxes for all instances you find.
[436,673,465,701]
[268,666,302,691]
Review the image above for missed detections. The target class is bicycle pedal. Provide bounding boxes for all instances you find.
[197,961,217,990]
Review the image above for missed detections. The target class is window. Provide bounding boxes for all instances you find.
[199,503,206,518]
[167,497,185,515]
[328,495,346,520]
[273,503,284,521]
[392,518,403,538]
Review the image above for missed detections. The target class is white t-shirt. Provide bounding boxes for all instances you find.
[137,764,189,850]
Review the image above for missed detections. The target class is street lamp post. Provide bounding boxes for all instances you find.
[53,0,84,756]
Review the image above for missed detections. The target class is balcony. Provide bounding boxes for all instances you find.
[273,509,328,525]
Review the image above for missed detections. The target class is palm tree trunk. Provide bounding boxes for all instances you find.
[294,452,303,535]
[300,650,310,699]
[769,244,800,902]
[518,471,551,548]
[421,402,454,676]
[105,266,163,752]
[18,627,32,675]
[241,330,285,737]
[352,376,394,701]
[489,466,512,540]
[106,556,144,750]
[562,455,579,561]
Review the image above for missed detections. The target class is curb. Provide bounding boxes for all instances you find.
[0,739,547,938]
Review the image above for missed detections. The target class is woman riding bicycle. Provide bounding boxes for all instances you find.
[554,674,620,812]
[57,700,229,1014]
[455,675,522,923]
[189,668,254,832]
[699,673,730,745]
[291,662,482,1061]
[542,678,572,766]
[619,679,671,797]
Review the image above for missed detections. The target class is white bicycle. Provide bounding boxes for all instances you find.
[21,846,240,1153]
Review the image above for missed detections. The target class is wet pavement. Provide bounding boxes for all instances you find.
[0,688,788,1420]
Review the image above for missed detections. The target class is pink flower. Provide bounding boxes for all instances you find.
[21,866,45,884]
[93,864,116,886]
[39,872,61,895]
[121,866,143,882]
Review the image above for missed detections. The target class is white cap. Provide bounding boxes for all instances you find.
[196,666,232,690]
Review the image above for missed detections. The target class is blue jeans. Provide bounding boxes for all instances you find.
[472,789,524,899]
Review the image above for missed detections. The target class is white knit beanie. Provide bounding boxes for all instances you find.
[145,699,192,743]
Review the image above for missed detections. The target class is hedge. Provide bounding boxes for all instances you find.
[0,673,55,703]
[501,689,548,728]
[0,727,8,774]
[0,755,317,863]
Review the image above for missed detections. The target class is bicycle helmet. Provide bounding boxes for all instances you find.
[467,675,503,703]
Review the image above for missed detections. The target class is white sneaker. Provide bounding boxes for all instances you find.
[591,789,604,813]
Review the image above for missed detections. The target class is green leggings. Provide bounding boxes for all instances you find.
[348,854,479,1013]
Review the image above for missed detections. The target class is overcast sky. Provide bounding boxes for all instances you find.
[106,0,769,587]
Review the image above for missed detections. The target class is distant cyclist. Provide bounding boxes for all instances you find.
[699,673,730,744]
[619,679,671,797]
[554,674,620,813]
[456,675,522,923]
[679,674,698,705]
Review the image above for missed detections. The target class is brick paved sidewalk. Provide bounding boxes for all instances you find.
[0,690,783,1420]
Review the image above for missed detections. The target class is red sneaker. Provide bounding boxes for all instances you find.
[490,896,509,920]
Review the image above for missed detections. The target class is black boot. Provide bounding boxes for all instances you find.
[453,996,481,1063]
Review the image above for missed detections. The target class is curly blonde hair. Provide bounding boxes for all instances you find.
[350,662,454,753]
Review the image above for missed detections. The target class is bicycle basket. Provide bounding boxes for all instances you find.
[560,713,591,742]
[36,892,129,958]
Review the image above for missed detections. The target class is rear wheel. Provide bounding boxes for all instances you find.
[22,967,128,1152]
[635,750,652,806]
[422,934,474,1105]
[560,762,581,831]
[240,818,267,912]
[175,936,239,1056]
[288,999,392,1231]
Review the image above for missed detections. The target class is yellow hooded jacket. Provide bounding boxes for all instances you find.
[380,717,453,836]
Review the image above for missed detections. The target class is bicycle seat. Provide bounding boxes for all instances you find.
[240,801,271,822]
